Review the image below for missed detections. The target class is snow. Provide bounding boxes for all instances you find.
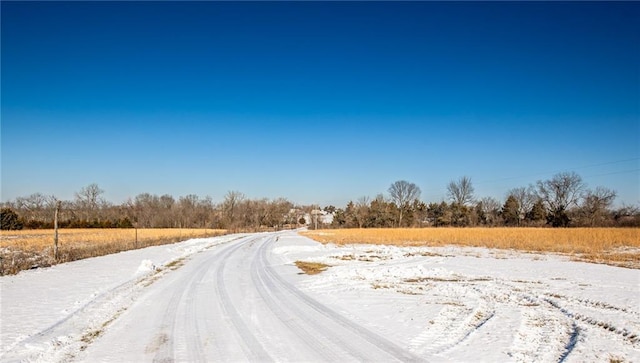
[1,231,638,362]
[135,259,157,274]
[0,234,246,362]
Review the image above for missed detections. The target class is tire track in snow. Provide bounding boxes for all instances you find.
[215,238,273,362]
[507,288,639,362]
[152,248,222,363]
[252,236,378,361]
[543,293,640,345]
[502,282,638,362]
[257,235,427,362]
[412,289,495,356]
[276,241,640,362]
[508,294,575,362]
[324,258,619,361]
[4,264,171,362]
[250,241,345,361]
[152,236,258,363]
[475,277,640,362]
[153,256,208,363]
[2,234,245,363]
[9,237,242,356]
[183,292,206,363]
[558,322,580,363]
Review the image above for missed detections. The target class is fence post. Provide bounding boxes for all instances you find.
[54,200,61,261]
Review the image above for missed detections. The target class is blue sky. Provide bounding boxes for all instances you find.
[2,2,639,207]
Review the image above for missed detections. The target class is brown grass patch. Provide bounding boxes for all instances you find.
[0,228,226,275]
[294,261,330,275]
[165,257,186,271]
[301,228,640,268]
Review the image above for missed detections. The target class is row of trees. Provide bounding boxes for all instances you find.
[1,172,638,231]
[1,185,313,231]
[330,173,638,228]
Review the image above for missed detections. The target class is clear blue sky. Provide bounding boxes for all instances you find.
[2,1,639,207]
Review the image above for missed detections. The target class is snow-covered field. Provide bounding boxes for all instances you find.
[1,231,638,362]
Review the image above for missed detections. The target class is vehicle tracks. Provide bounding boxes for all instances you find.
[253,235,428,362]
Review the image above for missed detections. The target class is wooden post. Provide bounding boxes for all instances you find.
[54,200,61,261]
[135,227,138,248]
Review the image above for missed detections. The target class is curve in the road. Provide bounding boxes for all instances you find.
[255,234,429,362]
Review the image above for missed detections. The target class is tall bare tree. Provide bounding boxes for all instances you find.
[75,183,105,221]
[447,176,475,206]
[177,194,199,228]
[580,187,617,226]
[506,186,536,223]
[388,180,421,227]
[198,196,216,228]
[133,193,155,228]
[536,172,585,227]
[222,191,245,230]
[159,194,176,227]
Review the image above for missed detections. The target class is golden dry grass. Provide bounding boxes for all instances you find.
[0,228,226,275]
[294,261,330,275]
[301,228,640,268]
[1,228,224,250]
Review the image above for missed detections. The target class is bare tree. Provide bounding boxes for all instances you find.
[14,193,56,224]
[447,176,475,206]
[222,191,245,230]
[197,196,215,228]
[159,194,176,227]
[177,194,199,228]
[133,193,156,228]
[536,172,585,227]
[612,203,640,227]
[266,198,292,229]
[478,196,501,226]
[507,186,536,223]
[388,180,421,227]
[580,187,617,226]
[75,183,105,221]
[355,196,370,228]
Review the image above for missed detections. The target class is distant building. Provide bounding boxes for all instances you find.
[305,209,333,227]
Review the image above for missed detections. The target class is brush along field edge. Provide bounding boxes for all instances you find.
[0,229,227,275]
[1,228,227,249]
[300,228,640,268]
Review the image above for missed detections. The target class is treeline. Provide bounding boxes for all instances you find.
[1,171,639,231]
[1,185,312,231]
[329,172,639,228]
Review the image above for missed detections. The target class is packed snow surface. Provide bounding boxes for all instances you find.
[1,231,638,362]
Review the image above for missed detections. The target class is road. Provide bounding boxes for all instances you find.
[80,232,425,362]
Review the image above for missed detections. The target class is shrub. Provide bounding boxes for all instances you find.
[1,208,23,230]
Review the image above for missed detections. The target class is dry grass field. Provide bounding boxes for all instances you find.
[0,228,226,275]
[301,228,640,268]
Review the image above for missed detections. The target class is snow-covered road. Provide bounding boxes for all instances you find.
[1,231,639,362]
